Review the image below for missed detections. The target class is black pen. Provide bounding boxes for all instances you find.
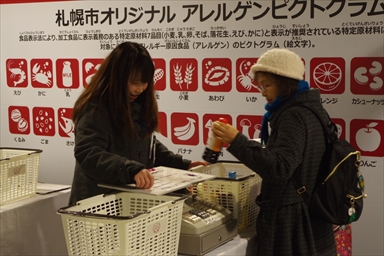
[152,134,156,164]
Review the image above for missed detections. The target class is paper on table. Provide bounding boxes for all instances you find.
[98,166,216,195]
[36,183,71,195]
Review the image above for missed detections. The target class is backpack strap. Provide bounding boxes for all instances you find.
[289,102,337,204]
[293,102,338,143]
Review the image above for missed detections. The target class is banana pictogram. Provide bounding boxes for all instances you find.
[174,117,196,141]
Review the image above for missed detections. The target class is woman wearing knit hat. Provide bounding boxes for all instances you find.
[211,48,336,255]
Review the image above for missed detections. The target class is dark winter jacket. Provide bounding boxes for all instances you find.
[69,102,191,205]
[227,89,336,256]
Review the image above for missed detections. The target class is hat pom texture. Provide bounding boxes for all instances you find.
[251,49,305,80]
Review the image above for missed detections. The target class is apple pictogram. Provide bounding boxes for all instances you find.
[336,124,342,138]
[355,122,381,152]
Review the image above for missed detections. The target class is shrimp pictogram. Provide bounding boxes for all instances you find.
[7,61,26,86]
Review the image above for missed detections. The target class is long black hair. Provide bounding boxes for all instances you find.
[73,41,157,138]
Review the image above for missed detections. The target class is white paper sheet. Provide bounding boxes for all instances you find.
[98,166,216,195]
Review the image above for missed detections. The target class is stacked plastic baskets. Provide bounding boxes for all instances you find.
[57,192,187,256]
[0,147,42,205]
[190,161,262,231]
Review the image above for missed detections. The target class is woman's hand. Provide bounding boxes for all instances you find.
[211,121,239,144]
[134,169,155,189]
[188,161,209,169]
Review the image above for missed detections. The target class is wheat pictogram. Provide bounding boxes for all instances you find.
[173,64,183,89]
[173,63,195,90]
[184,64,195,90]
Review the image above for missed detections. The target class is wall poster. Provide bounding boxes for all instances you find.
[1,1,383,255]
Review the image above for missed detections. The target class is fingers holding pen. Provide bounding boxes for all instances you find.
[134,169,155,189]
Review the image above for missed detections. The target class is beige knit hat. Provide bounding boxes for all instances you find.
[251,48,305,80]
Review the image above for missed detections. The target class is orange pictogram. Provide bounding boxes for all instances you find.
[313,62,342,91]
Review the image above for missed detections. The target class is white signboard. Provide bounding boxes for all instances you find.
[1,2,383,254]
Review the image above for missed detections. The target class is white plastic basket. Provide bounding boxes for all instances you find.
[57,192,187,256]
[0,147,42,205]
[190,162,262,231]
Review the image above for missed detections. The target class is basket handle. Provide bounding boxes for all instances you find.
[28,149,43,155]
[0,148,43,161]
[172,194,188,203]
[57,194,188,220]
[57,207,151,220]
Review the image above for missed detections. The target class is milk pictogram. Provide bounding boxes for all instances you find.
[56,59,79,89]
[62,61,73,87]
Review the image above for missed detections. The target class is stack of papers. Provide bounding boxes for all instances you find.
[98,166,216,195]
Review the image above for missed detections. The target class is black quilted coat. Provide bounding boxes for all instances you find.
[69,101,191,205]
[227,89,336,256]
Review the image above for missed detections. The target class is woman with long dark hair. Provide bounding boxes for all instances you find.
[69,41,207,204]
